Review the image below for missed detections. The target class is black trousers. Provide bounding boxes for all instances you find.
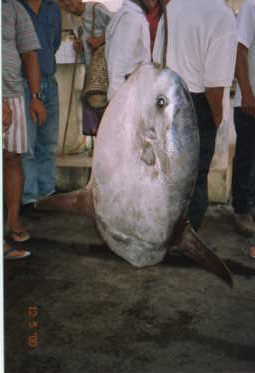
[232,107,255,214]
[188,93,217,231]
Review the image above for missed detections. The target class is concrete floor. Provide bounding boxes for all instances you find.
[4,204,255,373]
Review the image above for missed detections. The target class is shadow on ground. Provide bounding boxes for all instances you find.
[4,205,255,373]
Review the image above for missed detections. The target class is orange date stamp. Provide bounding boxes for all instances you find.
[27,306,39,349]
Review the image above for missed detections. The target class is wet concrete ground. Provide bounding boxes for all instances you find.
[4,205,255,373]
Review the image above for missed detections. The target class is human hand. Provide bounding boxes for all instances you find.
[73,38,84,54]
[87,36,104,50]
[3,99,12,132]
[241,92,255,117]
[205,87,224,128]
[30,98,47,125]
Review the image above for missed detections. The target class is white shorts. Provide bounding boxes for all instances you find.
[3,96,27,154]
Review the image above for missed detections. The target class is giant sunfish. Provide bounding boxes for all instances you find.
[38,64,232,287]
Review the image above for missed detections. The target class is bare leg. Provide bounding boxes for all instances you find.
[4,150,28,237]
[249,246,255,258]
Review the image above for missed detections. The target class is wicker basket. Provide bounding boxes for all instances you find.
[82,44,108,109]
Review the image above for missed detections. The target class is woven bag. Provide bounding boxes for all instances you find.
[82,4,108,109]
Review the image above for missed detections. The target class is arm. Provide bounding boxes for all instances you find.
[235,0,255,116]
[21,51,47,125]
[236,42,255,117]
[204,12,237,127]
[15,1,47,125]
[53,5,62,53]
[87,4,111,50]
[73,37,84,54]
[96,4,113,29]
[205,87,224,128]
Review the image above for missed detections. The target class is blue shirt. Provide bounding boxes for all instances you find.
[19,0,62,77]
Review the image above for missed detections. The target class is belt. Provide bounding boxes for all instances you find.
[190,92,205,97]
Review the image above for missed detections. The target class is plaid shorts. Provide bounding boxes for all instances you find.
[3,95,28,154]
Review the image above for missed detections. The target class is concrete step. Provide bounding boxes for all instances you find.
[56,153,92,191]
[56,153,92,168]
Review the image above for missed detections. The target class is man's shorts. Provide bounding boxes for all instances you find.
[3,96,27,154]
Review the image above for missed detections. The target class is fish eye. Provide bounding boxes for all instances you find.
[156,95,169,108]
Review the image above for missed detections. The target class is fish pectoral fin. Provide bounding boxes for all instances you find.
[140,142,156,166]
[177,223,233,288]
[36,190,81,213]
[36,189,95,218]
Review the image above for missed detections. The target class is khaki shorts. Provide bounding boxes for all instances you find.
[3,96,27,154]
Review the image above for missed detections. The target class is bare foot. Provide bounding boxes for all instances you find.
[249,246,255,259]
[10,231,30,242]
[7,219,30,242]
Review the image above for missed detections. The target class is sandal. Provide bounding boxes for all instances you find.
[4,245,31,260]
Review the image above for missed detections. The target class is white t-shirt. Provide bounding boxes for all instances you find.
[105,0,151,100]
[153,0,237,93]
[234,0,255,107]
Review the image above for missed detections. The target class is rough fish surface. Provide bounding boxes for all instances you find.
[38,63,232,286]
[92,64,199,267]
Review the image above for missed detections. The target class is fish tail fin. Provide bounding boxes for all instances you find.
[174,222,233,288]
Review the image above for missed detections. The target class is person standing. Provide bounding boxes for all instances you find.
[19,0,62,209]
[3,0,47,243]
[154,0,237,231]
[106,0,163,101]
[3,98,30,259]
[59,0,112,67]
[58,0,112,136]
[232,0,255,237]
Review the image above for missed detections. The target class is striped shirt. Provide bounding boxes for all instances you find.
[2,0,40,98]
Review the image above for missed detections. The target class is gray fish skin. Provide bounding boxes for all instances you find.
[91,64,199,267]
[37,63,233,286]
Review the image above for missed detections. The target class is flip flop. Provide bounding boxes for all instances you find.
[4,246,31,260]
[10,230,31,242]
